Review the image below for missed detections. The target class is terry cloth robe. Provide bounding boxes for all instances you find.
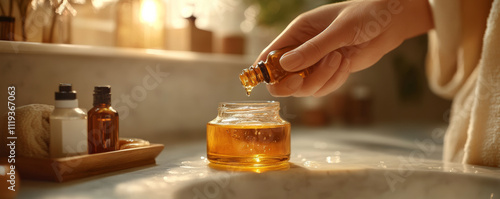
[427,0,500,167]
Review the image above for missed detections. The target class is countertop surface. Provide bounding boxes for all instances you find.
[17,126,500,199]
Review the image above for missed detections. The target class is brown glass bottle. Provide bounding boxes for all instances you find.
[88,86,119,154]
[239,46,312,96]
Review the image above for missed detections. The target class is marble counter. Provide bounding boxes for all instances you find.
[18,126,500,199]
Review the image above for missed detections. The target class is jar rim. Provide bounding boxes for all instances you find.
[211,101,287,124]
[218,101,280,112]
[219,101,279,106]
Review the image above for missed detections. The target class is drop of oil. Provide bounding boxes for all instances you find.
[245,86,253,96]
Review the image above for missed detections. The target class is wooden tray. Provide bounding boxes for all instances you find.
[16,144,164,182]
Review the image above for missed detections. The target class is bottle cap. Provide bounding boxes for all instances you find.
[93,85,111,105]
[55,83,77,100]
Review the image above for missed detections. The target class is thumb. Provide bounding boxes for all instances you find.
[266,73,303,97]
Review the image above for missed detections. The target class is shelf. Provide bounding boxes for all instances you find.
[0,41,253,65]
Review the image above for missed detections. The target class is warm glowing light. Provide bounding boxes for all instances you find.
[140,0,158,25]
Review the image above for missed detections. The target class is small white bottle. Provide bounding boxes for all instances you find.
[50,83,88,158]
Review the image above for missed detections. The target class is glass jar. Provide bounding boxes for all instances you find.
[207,101,291,167]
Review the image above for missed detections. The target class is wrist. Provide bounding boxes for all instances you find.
[398,0,434,39]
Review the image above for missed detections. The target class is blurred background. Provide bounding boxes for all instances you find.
[0,0,451,140]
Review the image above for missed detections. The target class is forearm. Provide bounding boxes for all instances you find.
[398,0,434,39]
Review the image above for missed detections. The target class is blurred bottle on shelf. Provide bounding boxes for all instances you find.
[325,90,348,125]
[299,97,329,127]
[164,0,212,53]
[214,33,244,55]
[0,16,15,41]
[345,85,372,125]
[165,15,212,52]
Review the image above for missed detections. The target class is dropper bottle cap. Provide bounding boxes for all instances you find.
[54,83,78,108]
[93,85,111,106]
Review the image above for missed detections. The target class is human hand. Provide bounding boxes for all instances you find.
[255,0,433,97]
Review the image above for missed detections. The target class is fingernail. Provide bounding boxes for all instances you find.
[286,74,303,91]
[280,51,304,71]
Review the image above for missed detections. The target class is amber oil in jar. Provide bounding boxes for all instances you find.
[207,101,290,166]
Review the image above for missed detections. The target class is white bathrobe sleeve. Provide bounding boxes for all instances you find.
[427,0,500,167]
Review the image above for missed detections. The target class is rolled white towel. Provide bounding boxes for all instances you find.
[1,104,54,158]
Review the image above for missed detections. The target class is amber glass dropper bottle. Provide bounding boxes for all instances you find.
[88,85,119,154]
[239,46,312,96]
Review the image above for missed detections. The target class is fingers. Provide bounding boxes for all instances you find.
[279,15,357,72]
[266,51,343,97]
[313,56,351,97]
[253,3,353,68]
[310,32,401,97]
[293,51,342,97]
[266,74,303,97]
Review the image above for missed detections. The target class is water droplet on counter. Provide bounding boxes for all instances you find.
[304,161,319,168]
[326,156,341,163]
[377,161,387,168]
